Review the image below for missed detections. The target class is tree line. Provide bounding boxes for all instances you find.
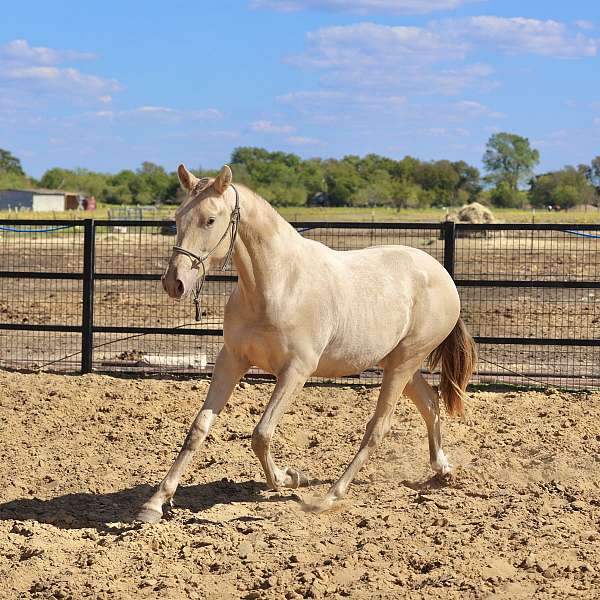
[1,134,599,209]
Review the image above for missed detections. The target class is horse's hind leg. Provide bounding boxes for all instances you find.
[252,362,313,490]
[403,371,452,475]
[303,362,415,513]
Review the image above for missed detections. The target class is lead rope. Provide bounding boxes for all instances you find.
[192,261,207,321]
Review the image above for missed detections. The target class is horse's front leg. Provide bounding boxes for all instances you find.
[251,361,313,490]
[136,346,249,523]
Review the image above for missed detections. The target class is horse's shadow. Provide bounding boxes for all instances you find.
[0,478,316,531]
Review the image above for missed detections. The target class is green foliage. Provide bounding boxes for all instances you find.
[0,148,25,176]
[529,166,598,209]
[483,133,540,192]
[581,156,600,193]
[230,147,482,208]
[490,182,524,208]
[3,142,598,211]
[0,171,30,190]
[37,163,180,205]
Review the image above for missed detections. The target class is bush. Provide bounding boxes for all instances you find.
[529,167,598,209]
[490,182,522,208]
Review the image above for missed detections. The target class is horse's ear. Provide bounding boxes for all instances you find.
[177,163,199,191]
[214,165,232,194]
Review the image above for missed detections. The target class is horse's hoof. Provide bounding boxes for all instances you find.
[431,451,453,476]
[134,506,163,524]
[299,495,336,514]
[285,467,310,489]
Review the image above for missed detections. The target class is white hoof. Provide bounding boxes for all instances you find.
[431,450,453,475]
[134,506,163,524]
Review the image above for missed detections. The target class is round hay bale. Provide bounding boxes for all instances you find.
[455,202,496,224]
[445,202,498,238]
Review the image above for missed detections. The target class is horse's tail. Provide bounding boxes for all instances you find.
[427,317,477,417]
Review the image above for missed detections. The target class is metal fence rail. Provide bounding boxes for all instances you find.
[0,219,599,389]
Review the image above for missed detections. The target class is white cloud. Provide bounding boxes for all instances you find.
[91,106,223,121]
[422,126,470,137]
[453,100,504,119]
[285,17,596,105]
[250,119,296,133]
[287,135,321,145]
[287,23,495,95]
[441,16,599,58]
[289,22,469,70]
[531,129,570,148]
[93,110,115,119]
[134,106,222,120]
[250,0,481,15]
[0,39,122,101]
[135,105,175,114]
[1,65,122,95]
[278,90,408,112]
[575,20,595,31]
[0,39,95,65]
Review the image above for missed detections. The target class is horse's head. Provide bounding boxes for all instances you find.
[162,163,235,299]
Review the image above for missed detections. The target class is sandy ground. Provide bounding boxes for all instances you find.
[0,371,599,599]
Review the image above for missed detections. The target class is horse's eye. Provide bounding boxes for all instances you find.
[207,217,216,227]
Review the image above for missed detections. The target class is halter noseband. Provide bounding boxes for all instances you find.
[172,184,240,321]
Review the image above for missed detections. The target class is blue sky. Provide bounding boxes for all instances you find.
[1,0,599,178]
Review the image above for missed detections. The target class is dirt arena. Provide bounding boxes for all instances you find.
[0,371,598,599]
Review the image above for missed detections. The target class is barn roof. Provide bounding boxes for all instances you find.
[0,188,80,195]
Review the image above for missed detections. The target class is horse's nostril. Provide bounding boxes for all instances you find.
[175,279,185,297]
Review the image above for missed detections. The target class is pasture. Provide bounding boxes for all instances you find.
[0,371,598,599]
[1,204,600,224]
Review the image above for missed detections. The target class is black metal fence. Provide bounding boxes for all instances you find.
[1,218,599,389]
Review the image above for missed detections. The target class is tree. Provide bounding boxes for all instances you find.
[529,166,598,209]
[490,181,523,208]
[0,149,25,176]
[483,133,540,193]
[452,160,481,200]
[582,156,600,194]
[413,160,461,205]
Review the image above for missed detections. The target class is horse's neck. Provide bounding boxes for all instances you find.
[232,186,301,299]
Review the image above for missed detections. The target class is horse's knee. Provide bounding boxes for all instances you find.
[367,420,388,448]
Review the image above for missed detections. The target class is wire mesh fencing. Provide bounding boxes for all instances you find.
[0,219,598,389]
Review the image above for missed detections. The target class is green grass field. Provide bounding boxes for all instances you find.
[1,204,599,224]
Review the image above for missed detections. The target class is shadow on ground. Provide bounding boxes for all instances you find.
[0,477,336,530]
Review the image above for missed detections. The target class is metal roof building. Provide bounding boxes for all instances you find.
[0,188,79,211]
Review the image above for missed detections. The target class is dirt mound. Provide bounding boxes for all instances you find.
[448,202,497,224]
[0,371,599,599]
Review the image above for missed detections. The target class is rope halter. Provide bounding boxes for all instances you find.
[172,184,240,321]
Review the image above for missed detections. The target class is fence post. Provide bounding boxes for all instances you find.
[442,220,455,279]
[81,219,95,373]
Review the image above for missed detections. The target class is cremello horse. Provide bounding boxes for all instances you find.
[136,165,476,523]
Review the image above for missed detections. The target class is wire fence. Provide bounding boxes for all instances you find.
[0,219,599,389]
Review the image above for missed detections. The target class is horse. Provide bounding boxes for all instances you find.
[135,164,476,523]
